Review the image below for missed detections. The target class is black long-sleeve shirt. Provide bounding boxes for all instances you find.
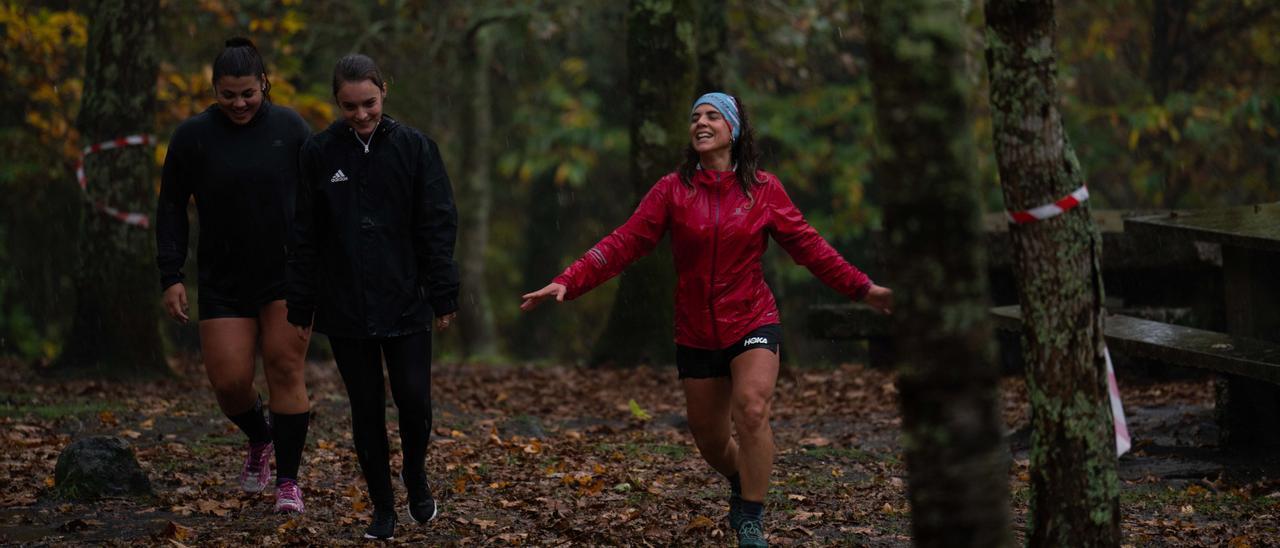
[156,103,312,304]
[286,116,459,338]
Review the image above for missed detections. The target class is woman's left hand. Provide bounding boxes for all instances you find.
[435,312,457,331]
[864,284,893,315]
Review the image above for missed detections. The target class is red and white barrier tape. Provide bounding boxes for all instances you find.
[75,134,155,228]
[1006,184,1089,224]
[1103,346,1131,456]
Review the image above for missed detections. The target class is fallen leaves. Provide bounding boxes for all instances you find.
[683,515,716,532]
[161,520,193,542]
[0,358,1274,546]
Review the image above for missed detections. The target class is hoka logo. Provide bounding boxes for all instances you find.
[744,337,769,346]
[330,169,348,183]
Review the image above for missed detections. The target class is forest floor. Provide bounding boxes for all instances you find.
[1,355,1277,546]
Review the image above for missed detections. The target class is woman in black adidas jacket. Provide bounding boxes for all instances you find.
[286,53,459,540]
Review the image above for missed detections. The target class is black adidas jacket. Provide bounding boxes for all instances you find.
[286,116,459,338]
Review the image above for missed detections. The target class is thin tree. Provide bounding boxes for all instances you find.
[864,1,1013,545]
[56,0,166,378]
[456,21,499,360]
[985,0,1121,544]
[591,0,696,366]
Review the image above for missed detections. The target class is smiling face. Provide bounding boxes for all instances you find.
[214,75,265,125]
[335,79,385,138]
[689,103,734,155]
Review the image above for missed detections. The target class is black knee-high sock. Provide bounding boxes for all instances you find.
[271,411,310,484]
[728,472,742,497]
[228,399,271,444]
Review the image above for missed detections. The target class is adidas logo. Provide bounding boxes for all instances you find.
[330,170,348,183]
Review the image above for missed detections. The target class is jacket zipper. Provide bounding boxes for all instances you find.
[708,173,722,347]
[353,132,371,334]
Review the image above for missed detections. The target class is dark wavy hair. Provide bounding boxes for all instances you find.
[676,95,763,202]
[331,54,385,96]
[212,37,270,98]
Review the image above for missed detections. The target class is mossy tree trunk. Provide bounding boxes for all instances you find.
[457,22,499,360]
[591,0,695,366]
[57,0,167,378]
[864,1,1013,545]
[985,0,1121,545]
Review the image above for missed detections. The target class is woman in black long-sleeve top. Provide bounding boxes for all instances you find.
[155,38,312,514]
[287,53,459,540]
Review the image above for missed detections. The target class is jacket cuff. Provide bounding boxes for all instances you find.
[430,295,459,317]
[286,304,314,328]
[851,280,873,302]
[160,273,183,292]
[552,275,579,301]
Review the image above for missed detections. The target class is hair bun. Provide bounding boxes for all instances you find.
[224,37,256,49]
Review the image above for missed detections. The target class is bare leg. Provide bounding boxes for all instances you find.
[729,348,779,503]
[199,318,260,415]
[259,300,309,414]
[682,376,738,477]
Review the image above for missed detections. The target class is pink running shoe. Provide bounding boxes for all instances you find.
[274,479,304,513]
[239,441,273,493]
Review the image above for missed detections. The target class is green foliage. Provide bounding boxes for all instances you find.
[1057,1,1280,208]
[0,5,85,361]
[1,0,1277,363]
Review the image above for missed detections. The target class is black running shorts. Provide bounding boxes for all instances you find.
[675,324,782,379]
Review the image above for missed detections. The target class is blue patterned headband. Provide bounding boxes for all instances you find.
[691,92,741,140]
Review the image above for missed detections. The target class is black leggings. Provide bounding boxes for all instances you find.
[329,331,433,509]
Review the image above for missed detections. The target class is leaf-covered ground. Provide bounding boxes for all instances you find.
[1,356,1277,546]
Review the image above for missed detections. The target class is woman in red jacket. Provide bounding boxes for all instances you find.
[521,92,892,547]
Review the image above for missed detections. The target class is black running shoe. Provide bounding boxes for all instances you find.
[363,507,397,540]
[736,517,767,548]
[402,472,438,523]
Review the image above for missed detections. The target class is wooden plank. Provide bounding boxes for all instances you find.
[1125,204,1280,254]
[990,305,1280,385]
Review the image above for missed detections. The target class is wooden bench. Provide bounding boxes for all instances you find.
[990,306,1280,385]
[808,303,1280,386]
[807,303,893,368]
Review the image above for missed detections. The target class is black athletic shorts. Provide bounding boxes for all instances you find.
[675,324,782,379]
[198,287,284,320]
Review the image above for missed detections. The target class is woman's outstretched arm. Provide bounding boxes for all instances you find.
[521,176,675,311]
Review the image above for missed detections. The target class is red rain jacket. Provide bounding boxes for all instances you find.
[554,168,873,350]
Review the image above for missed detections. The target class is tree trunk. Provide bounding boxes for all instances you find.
[694,0,728,95]
[57,0,167,378]
[985,0,1121,545]
[456,24,499,360]
[864,1,1013,545]
[514,168,573,359]
[591,0,695,366]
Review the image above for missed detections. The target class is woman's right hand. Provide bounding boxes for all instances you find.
[520,282,567,312]
[162,283,189,324]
